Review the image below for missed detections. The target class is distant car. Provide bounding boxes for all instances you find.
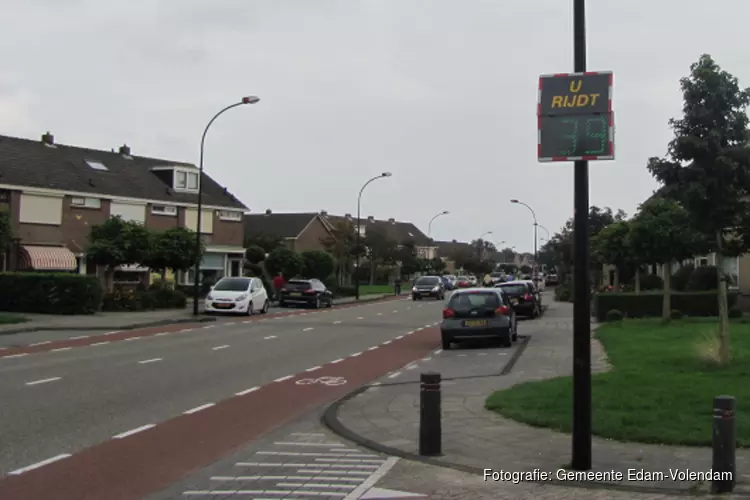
[445,275,458,288]
[468,275,478,286]
[440,288,518,349]
[533,274,546,291]
[546,274,559,286]
[205,277,269,315]
[494,280,542,318]
[489,272,504,285]
[411,275,445,300]
[279,278,333,308]
[441,276,454,290]
[456,276,471,288]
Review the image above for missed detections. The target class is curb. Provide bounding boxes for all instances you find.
[322,336,711,497]
[0,316,217,336]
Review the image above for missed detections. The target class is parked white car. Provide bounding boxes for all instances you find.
[205,277,269,315]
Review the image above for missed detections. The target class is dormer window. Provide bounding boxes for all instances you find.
[150,165,200,193]
[173,169,199,192]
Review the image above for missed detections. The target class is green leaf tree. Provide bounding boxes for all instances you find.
[0,209,12,259]
[143,227,203,284]
[428,257,446,274]
[363,226,398,285]
[321,219,360,285]
[244,234,283,253]
[591,220,633,289]
[647,54,750,362]
[265,247,303,279]
[245,245,267,265]
[300,250,335,280]
[86,216,152,292]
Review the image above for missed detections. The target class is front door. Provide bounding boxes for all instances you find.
[230,259,241,277]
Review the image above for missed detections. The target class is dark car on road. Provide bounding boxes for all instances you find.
[494,280,542,318]
[440,288,518,349]
[279,278,333,309]
[441,275,454,290]
[411,275,445,300]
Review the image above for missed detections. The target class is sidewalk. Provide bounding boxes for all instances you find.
[327,299,750,496]
[0,293,390,336]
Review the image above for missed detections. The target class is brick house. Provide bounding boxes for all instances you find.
[0,132,248,286]
[325,213,435,258]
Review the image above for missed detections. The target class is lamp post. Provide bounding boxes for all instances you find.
[510,199,538,271]
[538,224,551,241]
[476,231,492,259]
[355,172,393,300]
[427,211,450,239]
[193,96,260,316]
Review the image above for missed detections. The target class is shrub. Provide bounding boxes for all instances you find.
[300,250,335,280]
[593,291,739,321]
[101,288,186,311]
[729,308,743,319]
[671,264,695,291]
[554,283,572,302]
[670,309,684,320]
[245,245,267,265]
[265,247,303,279]
[687,265,718,291]
[638,273,664,291]
[0,272,102,314]
[604,309,623,322]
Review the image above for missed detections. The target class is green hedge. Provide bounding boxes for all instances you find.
[102,288,187,311]
[594,291,739,321]
[0,272,102,314]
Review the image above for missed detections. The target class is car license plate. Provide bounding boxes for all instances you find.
[289,292,301,296]
[464,320,487,327]
[214,303,232,309]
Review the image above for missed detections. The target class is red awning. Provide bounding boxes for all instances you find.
[19,245,77,271]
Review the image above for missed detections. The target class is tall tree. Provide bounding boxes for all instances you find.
[591,220,633,289]
[321,219,360,285]
[470,239,496,260]
[647,54,750,363]
[245,234,283,253]
[142,227,203,283]
[363,226,397,284]
[86,216,151,292]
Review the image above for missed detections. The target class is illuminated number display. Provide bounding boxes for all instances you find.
[538,113,612,160]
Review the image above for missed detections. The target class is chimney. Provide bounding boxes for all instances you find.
[388,218,395,224]
[452,239,457,243]
[320,210,328,216]
[119,144,131,157]
[345,213,352,219]
[41,131,54,146]
[367,216,374,222]
[265,209,272,215]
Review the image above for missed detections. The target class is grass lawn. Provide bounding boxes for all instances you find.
[0,313,28,325]
[485,318,750,447]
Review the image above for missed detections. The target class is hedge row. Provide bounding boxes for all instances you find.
[0,272,102,314]
[101,287,187,312]
[594,291,739,321]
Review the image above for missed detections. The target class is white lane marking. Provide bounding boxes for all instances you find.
[274,375,293,382]
[264,335,277,340]
[203,325,216,329]
[8,454,71,475]
[315,458,384,463]
[305,366,321,372]
[258,451,377,457]
[236,386,260,396]
[105,330,122,335]
[405,364,418,370]
[377,313,383,316]
[392,310,398,313]
[350,352,362,357]
[138,358,162,364]
[423,357,432,361]
[29,341,51,347]
[184,491,346,497]
[291,432,325,436]
[154,332,170,337]
[50,347,72,352]
[210,475,362,482]
[382,340,391,345]
[180,328,195,333]
[113,424,155,439]
[388,372,401,379]
[417,304,423,308]
[242,320,253,324]
[25,377,61,386]
[212,345,230,351]
[395,335,404,340]
[90,341,110,346]
[371,382,381,386]
[330,358,344,364]
[302,327,314,332]
[274,442,346,447]
[225,322,236,326]
[459,354,467,357]
[406,306,411,310]
[184,403,215,414]
[277,482,357,489]
[434,349,443,355]
[344,457,399,500]
[478,352,487,356]
[415,327,423,331]
[3,353,28,358]
[357,317,364,320]
[333,320,342,324]
[367,346,378,351]
[69,335,89,340]
[274,317,283,320]
[124,337,140,341]
[297,469,370,475]
[424,324,431,328]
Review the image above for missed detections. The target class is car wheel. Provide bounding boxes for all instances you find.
[261,300,269,314]
[442,338,451,350]
[512,322,518,341]
[501,336,512,348]
[246,302,254,316]
[314,297,321,309]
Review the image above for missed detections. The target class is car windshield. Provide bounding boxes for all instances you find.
[285,280,312,290]
[213,278,251,291]
[415,277,439,286]
[498,284,528,294]
[446,275,456,280]
[449,291,500,309]
[490,272,503,278]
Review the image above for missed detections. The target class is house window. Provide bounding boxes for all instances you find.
[85,160,108,171]
[175,171,187,189]
[217,210,242,221]
[151,205,178,216]
[173,170,199,191]
[698,257,708,267]
[71,197,101,209]
[187,172,198,189]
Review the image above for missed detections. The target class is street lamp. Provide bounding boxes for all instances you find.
[510,199,538,271]
[355,172,393,300]
[427,210,450,239]
[538,224,551,240]
[193,96,260,316]
[475,231,492,259]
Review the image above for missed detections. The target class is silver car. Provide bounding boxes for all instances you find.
[440,288,518,349]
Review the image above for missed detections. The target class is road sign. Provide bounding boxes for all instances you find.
[537,71,614,162]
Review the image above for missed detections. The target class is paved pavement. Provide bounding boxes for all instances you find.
[330,297,750,496]
[0,293,390,347]
[0,294,445,499]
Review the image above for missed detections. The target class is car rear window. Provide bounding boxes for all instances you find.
[449,292,501,309]
[415,277,439,285]
[285,280,312,290]
[457,276,468,281]
[497,284,528,294]
[213,278,251,291]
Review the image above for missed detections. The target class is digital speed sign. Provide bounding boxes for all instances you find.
[537,71,614,162]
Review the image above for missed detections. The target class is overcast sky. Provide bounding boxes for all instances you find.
[1,0,749,253]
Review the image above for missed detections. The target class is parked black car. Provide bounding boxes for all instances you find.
[279,279,333,308]
[494,280,542,318]
[411,275,445,300]
[440,288,518,349]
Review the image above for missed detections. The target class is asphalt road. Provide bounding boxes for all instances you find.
[0,295,446,477]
